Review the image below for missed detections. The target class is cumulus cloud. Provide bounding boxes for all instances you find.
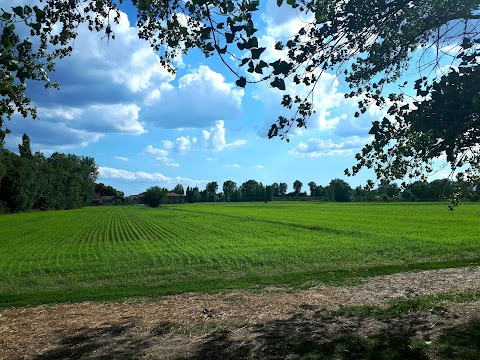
[225,164,241,168]
[145,145,168,157]
[202,120,246,151]
[250,165,264,169]
[202,120,227,151]
[4,9,168,149]
[114,156,129,161]
[224,139,247,149]
[143,65,244,128]
[289,137,368,157]
[262,1,313,39]
[144,145,179,167]
[7,118,104,151]
[163,136,197,154]
[98,166,209,187]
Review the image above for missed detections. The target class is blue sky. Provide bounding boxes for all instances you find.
[3,1,412,195]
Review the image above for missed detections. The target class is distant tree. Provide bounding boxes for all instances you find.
[186,186,201,203]
[278,183,288,196]
[328,179,352,202]
[0,142,97,213]
[18,133,33,159]
[308,181,317,197]
[231,188,243,202]
[271,183,280,197]
[240,179,262,201]
[427,179,454,200]
[222,180,237,202]
[293,180,303,195]
[265,185,274,202]
[142,186,167,208]
[377,180,399,199]
[205,181,218,202]
[173,183,184,195]
[408,181,430,201]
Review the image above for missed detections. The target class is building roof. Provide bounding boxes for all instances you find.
[167,192,186,197]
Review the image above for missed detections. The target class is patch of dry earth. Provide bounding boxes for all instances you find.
[1,266,479,359]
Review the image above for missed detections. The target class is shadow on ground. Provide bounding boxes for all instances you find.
[34,311,480,359]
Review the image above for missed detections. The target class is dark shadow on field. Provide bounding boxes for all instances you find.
[33,312,480,359]
[34,321,176,360]
[185,311,480,360]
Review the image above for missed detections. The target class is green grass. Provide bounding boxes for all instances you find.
[0,202,479,307]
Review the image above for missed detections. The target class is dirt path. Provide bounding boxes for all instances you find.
[1,266,480,359]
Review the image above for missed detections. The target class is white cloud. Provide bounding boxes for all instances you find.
[262,1,314,39]
[202,120,247,151]
[289,137,368,157]
[202,120,227,151]
[145,145,168,157]
[224,139,247,149]
[114,156,129,161]
[225,164,241,168]
[206,157,217,161]
[162,136,196,154]
[250,165,264,169]
[162,140,174,150]
[144,145,178,166]
[144,65,244,128]
[98,166,209,187]
[6,10,166,148]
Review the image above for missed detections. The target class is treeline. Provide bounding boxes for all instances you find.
[171,178,480,203]
[0,134,98,214]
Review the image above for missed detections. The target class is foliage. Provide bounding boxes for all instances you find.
[95,182,124,198]
[293,180,303,194]
[173,183,185,195]
[205,181,218,202]
[328,178,352,202]
[2,1,479,183]
[0,135,98,213]
[142,186,167,207]
[0,203,479,307]
[222,180,237,202]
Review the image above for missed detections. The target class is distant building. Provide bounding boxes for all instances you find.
[167,192,187,204]
[126,194,144,204]
[91,195,117,206]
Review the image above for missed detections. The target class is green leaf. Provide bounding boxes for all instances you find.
[286,0,296,7]
[277,0,284,6]
[31,23,41,32]
[225,32,234,43]
[236,76,247,87]
[12,6,23,17]
[200,27,211,40]
[33,6,45,21]
[251,47,265,60]
[271,77,286,91]
[1,12,12,21]
[254,60,268,74]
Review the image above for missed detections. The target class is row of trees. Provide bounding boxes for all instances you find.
[0,134,98,213]
[167,178,480,204]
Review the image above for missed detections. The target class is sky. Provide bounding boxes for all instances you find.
[2,1,418,195]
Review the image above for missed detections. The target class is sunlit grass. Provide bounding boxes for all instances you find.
[0,202,479,307]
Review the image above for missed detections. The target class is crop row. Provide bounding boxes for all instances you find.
[0,202,479,306]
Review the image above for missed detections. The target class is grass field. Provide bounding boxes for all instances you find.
[0,202,479,307]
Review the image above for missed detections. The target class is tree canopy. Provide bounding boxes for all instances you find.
[1,0,479,184]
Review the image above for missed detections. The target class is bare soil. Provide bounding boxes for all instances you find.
[1,266,480,359]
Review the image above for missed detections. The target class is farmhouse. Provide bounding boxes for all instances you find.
[91,195,118,206]
[127,194,145,204]
[167,192,187,204]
